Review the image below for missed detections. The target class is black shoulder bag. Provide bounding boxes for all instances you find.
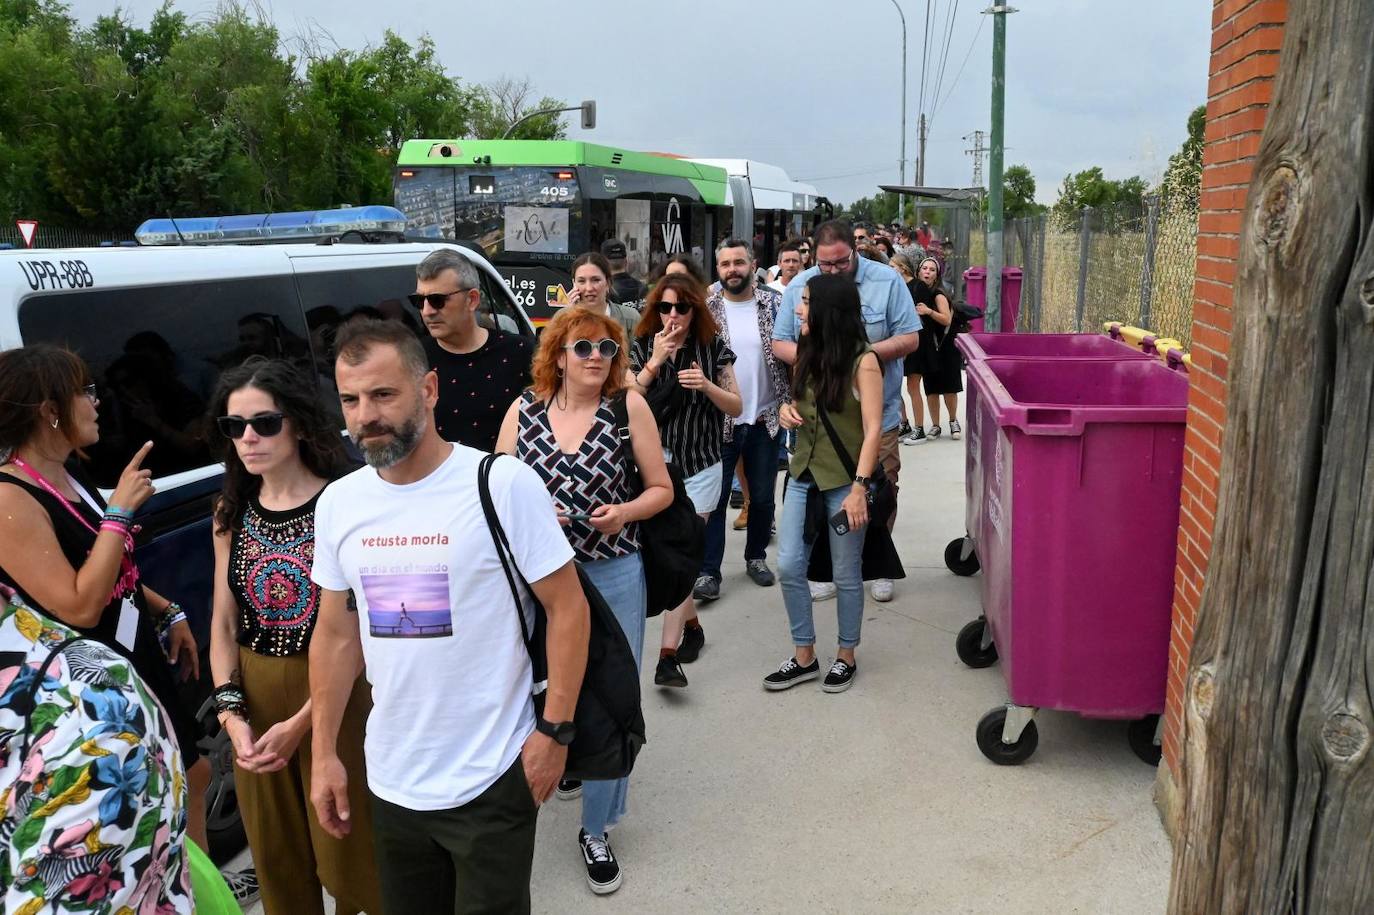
[609,394,705,617]
[477,454,646,781]
[815,403,898,529]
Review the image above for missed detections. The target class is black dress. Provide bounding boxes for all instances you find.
[905,280,964,395]
[0,469,202,761]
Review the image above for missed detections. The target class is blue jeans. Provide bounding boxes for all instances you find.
[702,423,780,578]
[777,477,868,648]
[578,551,645,836]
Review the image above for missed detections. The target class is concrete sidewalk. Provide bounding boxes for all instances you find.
[242,404,1172,914]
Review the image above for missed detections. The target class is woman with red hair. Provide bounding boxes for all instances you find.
[495,306,671,896]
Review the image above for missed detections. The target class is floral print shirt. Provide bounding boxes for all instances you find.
[705,283,792,439]
[0,590,192,913]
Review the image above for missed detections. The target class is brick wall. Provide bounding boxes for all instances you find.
[1161,0,1288,785]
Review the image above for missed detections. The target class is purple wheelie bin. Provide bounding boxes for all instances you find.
[946,334,1156,581]
[959,356,1187,766]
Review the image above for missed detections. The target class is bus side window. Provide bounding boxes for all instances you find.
[17,276,310,488]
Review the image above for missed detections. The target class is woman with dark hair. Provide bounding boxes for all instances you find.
[646,252,710,290]
[0,344,233,886]
[767,275,883,694]
[627,274,742,688]
[495,307,672,896]
[909,256,962,441]
[570,251,642,338]
[206,358,380,915]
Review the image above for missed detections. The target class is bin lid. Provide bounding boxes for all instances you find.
[964,267,987,279]
[1002,266,1023,278]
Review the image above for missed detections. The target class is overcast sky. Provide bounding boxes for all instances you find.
[69,0,1211,207]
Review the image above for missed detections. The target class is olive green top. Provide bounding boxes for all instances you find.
[789,346,872,491]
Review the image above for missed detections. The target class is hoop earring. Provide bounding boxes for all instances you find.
[50,419,59,430]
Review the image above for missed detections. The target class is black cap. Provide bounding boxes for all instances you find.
[600,238,627,260]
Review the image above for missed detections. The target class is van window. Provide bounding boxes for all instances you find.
[18,277,312,487]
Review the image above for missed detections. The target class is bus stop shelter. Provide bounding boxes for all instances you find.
[879,185,984,302]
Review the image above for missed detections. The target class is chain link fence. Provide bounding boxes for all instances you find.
[0,225,134,249]
[967,196,1198,345]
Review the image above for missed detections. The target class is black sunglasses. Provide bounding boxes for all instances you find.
[565,338,620,360]
[656,300,692,315]
[406,289,470,310]
[217,413,285,439]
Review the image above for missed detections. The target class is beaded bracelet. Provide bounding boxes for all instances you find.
[104,505,134,520]
[213,684,249,721]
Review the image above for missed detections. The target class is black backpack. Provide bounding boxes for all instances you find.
[477,454,646,781]
[609,394,705,617]
[950,301,983,335]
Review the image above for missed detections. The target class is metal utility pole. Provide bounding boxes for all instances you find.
[889,0,908,187]
[915,113,928,225]
[984,4,1015,331]
[964,130,987,187]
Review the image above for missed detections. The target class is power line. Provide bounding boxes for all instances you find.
[916,0,934,129]
[933,12,987,118]
[798,165,896,182]
[928,0,961,129]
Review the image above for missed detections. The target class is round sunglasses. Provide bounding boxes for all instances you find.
[217,412,285,439]
[564,338,620,360]
[656,300,692,315]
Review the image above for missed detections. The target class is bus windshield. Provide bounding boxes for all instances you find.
[394,165,584,262]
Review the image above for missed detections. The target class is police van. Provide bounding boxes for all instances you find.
[0,214,534,856]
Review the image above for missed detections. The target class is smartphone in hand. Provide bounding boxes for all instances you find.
[829,508,850,536]
[559,511,593,522]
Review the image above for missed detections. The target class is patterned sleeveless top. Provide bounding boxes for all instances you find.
[228,491,323,656]
[515,391,640,563]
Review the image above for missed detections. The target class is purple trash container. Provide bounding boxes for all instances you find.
[963,267,987,333]
[959,356,1187,766]
[960,267,1021,333]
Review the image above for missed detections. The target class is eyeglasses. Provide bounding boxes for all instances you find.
[656,300,692,315]
[565,338,620,360]
[217,413,286,439]
[82,384,98,403]
[817,254,853,270]
[406,289,470,310]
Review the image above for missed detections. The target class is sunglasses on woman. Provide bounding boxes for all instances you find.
[656,300,692,315]
[564,338,620,360]
[217,413,286,439]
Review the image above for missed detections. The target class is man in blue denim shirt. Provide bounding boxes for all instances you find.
[773,219,920,602]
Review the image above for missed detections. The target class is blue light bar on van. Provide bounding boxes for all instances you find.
[134,206,408,245]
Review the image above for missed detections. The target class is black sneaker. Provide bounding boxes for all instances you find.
[746,559,776,587]
[677,625,705,663]
[929,424,943,440]
[556,778,582,800]
[897,420,914,439]
[822,659,857,693]
[763,656,821,691]
[578,829,622,895]
[692,574,720,601]
[729,488,744,509]
[223,868,260,907]
[655,655,688,688]
[901,425,926,445]
[949,419,962,440]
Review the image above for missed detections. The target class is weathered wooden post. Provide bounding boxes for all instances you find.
[1169,0,1374,911]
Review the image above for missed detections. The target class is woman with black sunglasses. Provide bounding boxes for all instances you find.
[495,308,672,896]
[206,357,382,915]
[627,274,742,688]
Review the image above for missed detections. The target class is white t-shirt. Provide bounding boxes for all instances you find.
[723,297,777,424]
[311,445,574,810]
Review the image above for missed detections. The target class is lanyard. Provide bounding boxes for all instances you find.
[6,457,141,601]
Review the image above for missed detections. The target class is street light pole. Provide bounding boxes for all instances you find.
[502,100,597,139]
[888,0,908,214]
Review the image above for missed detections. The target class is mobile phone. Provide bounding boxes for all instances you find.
[829,508,850,536]
[559,511,593,522]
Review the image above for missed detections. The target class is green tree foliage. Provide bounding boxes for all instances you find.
[1002,164,1046,218]
[1050,166,1148,228]
[0,1,564,231]
[1159,104,1205,212]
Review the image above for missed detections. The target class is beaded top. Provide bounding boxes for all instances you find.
[228,492,322,656]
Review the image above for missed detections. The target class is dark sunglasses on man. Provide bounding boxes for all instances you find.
[406,289,470,310]
[217,413,285,439]
[564,338,620,360]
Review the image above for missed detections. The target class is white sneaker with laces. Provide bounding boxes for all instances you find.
[870,578,895,602]
[809,581,837,601]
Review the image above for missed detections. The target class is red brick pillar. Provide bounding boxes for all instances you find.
[1158,0,1287,831]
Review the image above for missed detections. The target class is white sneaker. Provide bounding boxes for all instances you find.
[870,579,894,602]
[809,581,837,601]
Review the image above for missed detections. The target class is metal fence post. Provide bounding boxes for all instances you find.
[1033,214,1046,333]
[1139,194,1160,330]
[1075,205,1092,332]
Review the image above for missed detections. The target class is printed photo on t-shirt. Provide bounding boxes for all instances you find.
[361,571,453,638]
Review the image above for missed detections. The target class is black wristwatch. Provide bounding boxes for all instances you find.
[535,717,577,746]
[853,474,872,486]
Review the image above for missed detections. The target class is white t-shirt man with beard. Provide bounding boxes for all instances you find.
[306,318,589,913]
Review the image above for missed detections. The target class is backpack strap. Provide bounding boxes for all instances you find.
[609,392,641,488]
[19,636,84,761]
[476,454,534,655]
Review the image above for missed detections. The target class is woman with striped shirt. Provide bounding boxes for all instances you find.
[627,274,742,688]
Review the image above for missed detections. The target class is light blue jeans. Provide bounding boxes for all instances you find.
[578,551,646,836]
[777,477,868,648]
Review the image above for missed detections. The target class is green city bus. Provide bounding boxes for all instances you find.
[393,139,826,324]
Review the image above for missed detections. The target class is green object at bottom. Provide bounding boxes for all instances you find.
[187,840,243,914]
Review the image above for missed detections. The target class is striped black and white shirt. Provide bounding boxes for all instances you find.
[630,334,736,478]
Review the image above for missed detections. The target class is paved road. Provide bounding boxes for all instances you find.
[244,403,1173,914]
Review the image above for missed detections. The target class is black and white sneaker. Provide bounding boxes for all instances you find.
[928,424,943,440]
[949,419,962,440]
[578,829,622,895]
[762,656,821,691]
[822,659,857,693]
[901,424,927,445]
[556,779,582,800]
[897,420,914,440]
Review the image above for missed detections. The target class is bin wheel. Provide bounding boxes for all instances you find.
[944,538,980,576]
[976,707,1039,765]
[955,617,998,668]
[1127,715,1162,766]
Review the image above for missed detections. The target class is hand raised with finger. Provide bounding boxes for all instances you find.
[111,441,156,511]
